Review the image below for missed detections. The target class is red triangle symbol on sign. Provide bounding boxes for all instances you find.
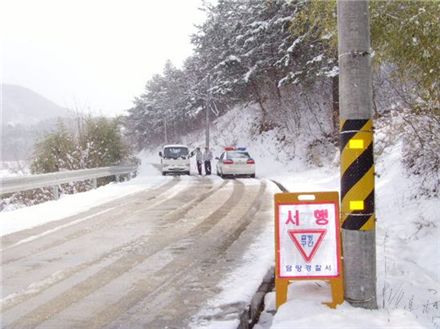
[288,229,327,263]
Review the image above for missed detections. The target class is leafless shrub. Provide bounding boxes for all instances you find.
[401,109,440,198]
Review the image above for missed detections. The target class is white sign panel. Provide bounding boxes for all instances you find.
[277,202,340,278]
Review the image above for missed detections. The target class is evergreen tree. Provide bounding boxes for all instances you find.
[124,0,438,170]
[80,117,130,168]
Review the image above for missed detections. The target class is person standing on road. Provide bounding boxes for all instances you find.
[203,147,213,175]
[191,147,203,175]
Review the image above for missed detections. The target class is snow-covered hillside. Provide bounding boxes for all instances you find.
[181,105,440,328]
[179,104,338,177]
[256,141,439,329]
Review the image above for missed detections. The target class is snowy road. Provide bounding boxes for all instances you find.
[1,176,275,329]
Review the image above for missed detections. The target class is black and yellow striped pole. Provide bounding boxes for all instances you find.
[337,0,377,309]
[340,119,375,231]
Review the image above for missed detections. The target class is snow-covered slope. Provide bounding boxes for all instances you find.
[254,139,439,329]
[179,104,338,177]
[178,104,439,328]
[375,141,440,327]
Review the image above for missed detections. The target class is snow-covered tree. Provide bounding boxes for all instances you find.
[125,0,438,193]
[31,122,80,173]
[32,117,132,174]
[79,116,130,168]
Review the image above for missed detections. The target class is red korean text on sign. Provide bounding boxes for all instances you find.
[285,210,300,225]
[314,209,329,225]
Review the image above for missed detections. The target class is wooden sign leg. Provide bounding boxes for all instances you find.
[324,277,344,308]
[275,278,289,309]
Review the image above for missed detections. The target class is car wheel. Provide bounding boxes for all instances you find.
[162,172,166,176]
[186,171,190,175]
[250,174,255,178]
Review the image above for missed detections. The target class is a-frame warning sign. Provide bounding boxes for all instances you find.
[275,194,341,279]
[288,229,327,263]
[274,191,344,309]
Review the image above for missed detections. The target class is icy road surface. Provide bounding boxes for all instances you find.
[1,176,275,328]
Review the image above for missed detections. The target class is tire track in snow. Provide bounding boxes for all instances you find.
[5,179,241,329]
[103,180,269,329]
[1,178,228,324]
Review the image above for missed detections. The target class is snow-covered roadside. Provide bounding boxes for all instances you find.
[188,180,278,329]
[375,142,440,328]
[269,295,425,329]
[182,105,438,329]
[252,142,439,329]
[0,161,168,237]
[187,168,341,329]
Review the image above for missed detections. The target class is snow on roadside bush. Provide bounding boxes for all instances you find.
[376,109,440,198]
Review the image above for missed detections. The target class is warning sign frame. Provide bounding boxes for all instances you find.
[275,197,341,279]
[274,191,344,309]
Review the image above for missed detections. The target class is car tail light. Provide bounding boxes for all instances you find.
[223,159,234,164]
[247,159,255,164]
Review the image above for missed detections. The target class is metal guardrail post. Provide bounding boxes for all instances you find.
[52,186,59,200]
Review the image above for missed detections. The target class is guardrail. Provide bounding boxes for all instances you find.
[1,165,137,199]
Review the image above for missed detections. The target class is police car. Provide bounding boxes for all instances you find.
[216,147,256,178]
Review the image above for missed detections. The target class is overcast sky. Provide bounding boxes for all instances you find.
[1,0,206,116]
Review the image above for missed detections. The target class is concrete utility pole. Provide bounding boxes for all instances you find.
[205,76,211,150]
[164,117,168,144]
[205,102,210,149]
[337,0,377,309]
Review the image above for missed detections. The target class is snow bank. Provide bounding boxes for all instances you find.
[255,139,439,329]
[264,282,424,329]
[375,141,440,328]
[272,299,425,329]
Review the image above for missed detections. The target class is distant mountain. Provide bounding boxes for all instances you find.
[1,84,73,162]
[2,84,72,127]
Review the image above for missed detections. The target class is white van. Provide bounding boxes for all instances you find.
[159,144,191,175]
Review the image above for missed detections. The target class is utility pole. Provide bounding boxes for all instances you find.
[164,117,168,144]
[205,75,211,150]
[337,0,377,309]
[205,102,210,149]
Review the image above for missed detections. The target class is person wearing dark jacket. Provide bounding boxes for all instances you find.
[191,147,203,175]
